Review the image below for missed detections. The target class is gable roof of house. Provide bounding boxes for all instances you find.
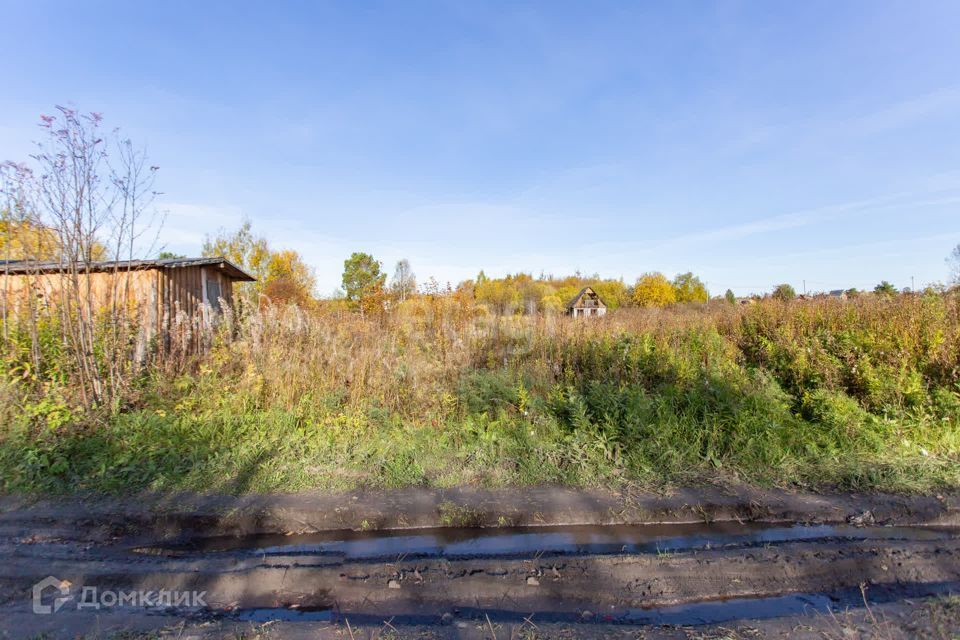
[0,256,256,281]
[566,286,607,309]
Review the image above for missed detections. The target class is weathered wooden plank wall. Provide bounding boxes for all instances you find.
[2,265,238,352]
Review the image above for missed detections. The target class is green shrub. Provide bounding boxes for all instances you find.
[456,370,519,416]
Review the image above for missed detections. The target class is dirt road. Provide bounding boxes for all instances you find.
[1,486,958,638]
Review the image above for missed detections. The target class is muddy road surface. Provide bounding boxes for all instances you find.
[1,486,958,638]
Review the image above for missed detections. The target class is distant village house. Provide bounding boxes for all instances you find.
[566,286,607,317]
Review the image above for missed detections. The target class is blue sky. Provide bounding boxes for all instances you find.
[3,0,960,295]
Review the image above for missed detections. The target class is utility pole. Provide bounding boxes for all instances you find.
[803,279,806,295]
[911,275,915,292]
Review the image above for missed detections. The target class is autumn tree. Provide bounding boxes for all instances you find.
[514,274,546,314]
[202,220,269,276]
[672,272,709,303]
[390,259,416,302]
[203,221,315,309]
[590,279,629,309]
[874,281,897,296]
[466,271,633,315]
[475,276,521,315]
[0,217,66,261]
[724,289,736,304]
[772,284,796,302]
[342,252,386,315]
[202,220,269,310]
[263,249,316,307]
[633,272,676,307]
[1,197,108,264]
[540,294,564,314]
[555,284,582,311]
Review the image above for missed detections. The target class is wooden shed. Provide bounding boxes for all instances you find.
[0,256,255,336]
[566,286,607,317]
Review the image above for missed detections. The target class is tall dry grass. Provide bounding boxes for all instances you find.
[195,293,959,417]
[1,292,958,494]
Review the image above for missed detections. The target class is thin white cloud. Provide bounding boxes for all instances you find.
[717,86,960,158]
[847,87,960,135]
[578,185,960,259]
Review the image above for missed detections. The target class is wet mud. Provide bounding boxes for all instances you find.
[1,487,958,638]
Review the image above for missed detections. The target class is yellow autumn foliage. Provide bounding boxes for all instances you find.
[0,217,106,262]
[633,272,676,307]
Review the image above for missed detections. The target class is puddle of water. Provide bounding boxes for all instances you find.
[622,592,834,624]
[145,522,957,561]
[434,593,839,626]
[232,607,333,622]
[208,581,960,627]
[622,580,960,626]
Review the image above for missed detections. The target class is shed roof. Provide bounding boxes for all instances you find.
[566,286,607,309]
[0,256,256,281]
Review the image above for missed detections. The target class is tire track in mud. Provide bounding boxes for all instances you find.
[3,524,959,628]
[2,488,959,636]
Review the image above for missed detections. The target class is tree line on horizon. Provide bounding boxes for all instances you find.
[193,223,960,316]
[4,215,958,317]
[193,223,716,314]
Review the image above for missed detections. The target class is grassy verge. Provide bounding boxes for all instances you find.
[1,294,958,495]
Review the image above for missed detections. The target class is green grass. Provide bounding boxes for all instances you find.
[1,368,955,495]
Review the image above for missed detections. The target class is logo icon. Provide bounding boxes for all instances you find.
[32,576,72,614]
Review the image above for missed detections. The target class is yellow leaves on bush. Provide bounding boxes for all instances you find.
[475,278,521,315]
[633,272,676,307]
[0,218,106,261]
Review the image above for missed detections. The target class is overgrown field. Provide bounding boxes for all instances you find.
[1,293,959,495]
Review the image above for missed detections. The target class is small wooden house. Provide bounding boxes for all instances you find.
[0,256,255,335]
[566,286,607,318]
